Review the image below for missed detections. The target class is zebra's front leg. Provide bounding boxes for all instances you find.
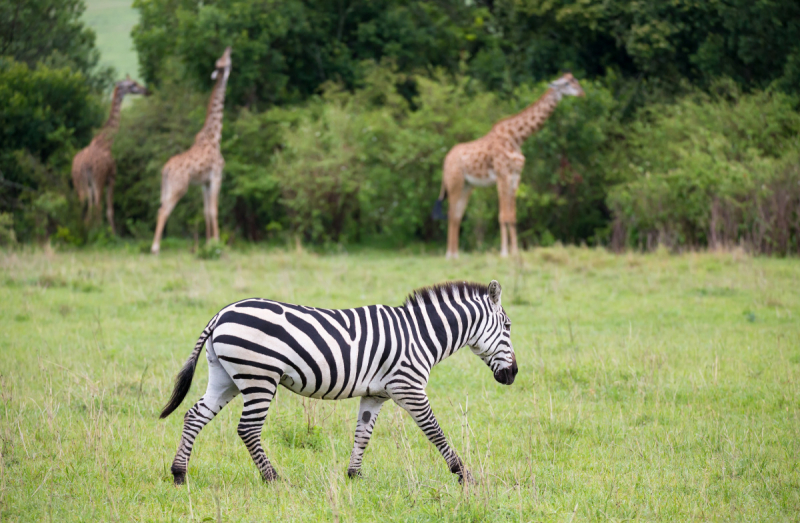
[171,363,239,485]
[237,387,279,481]
[390,389,473,484]
[347,396,388,478]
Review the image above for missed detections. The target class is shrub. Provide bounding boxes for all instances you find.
[608,88,800,254]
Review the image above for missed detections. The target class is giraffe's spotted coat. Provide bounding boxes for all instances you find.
[437,73,585,258]
[151,47,232,254]
[71,78,148,232]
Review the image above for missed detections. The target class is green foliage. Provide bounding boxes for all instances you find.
[264,64,617,247]
[609,88,800,253]
[0,57,104,241]
[132,0,469,107]
[0,212,16,245]
[0,0,114,242]
[131,0,800,111]
[111,78,207,240]
[0,0,114,90]
[515,80,619,245]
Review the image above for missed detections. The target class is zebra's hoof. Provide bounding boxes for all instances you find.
[457,470,475,485]
[261,470,279,482]
[173,472,186,486]
[346,468,362,479]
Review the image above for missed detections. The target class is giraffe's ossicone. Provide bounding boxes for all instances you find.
[433,73,585,259]
[151,47,232,255]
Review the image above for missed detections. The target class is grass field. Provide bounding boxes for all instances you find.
[83,0,140,81]
[1,245,799,521]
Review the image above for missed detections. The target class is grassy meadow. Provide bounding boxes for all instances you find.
[1,244,799,521]
[83,0,140,81]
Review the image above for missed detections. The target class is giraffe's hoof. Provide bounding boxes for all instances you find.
[346,468,362,479]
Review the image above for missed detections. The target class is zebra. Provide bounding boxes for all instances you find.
[160,279,517,485]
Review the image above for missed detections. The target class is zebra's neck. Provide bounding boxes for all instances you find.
[401,296,484,366]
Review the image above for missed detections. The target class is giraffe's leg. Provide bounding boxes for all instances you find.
[106,166,116,234]
[446,184,472,259]
[346,396,388,478]
[208,171,221,242]
[170,360,239,485]
[237,388,279,481]
[92,173,105,226]
[500,222,509,257]
[508,223,519,255]
[151,174,188,255]
[389,388,472,483]
[497,177,516,257]
[201,184,212,240]
[85,168,97,226]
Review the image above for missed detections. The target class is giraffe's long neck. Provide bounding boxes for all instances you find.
[491,88,562,147]
[95,86,126,147]
[195,68,229,146]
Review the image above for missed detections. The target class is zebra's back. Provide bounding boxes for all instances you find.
[210,298,408,400]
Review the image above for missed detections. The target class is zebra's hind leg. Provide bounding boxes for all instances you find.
[170,362,239,485]
[237,388,279,481]
[347,396,388,478]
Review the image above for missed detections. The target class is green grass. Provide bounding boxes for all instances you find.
[83,0,140,81]
[1,245,799,521]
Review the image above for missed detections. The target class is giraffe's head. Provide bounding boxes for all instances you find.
[549,72,585,98]
[211,47,232,80]
[117,75,149,96]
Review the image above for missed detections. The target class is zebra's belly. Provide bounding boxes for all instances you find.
[277,370,387,400]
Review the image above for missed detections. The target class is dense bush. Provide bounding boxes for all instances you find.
[103,63,617,249]
[273,69,618,247]
[609,87,800,254]
[0,0,114,243]
[5,0,800,255]
[0,57,105,241]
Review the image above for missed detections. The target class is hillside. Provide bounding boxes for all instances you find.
[82,0,140,81]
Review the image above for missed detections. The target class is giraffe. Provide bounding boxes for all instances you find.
[71,76,148,233]
[150,47,231,255]
[433,73,585,258]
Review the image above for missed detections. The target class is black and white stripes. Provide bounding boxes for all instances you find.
[161,279,517,484]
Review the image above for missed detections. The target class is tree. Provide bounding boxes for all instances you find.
[0,0,113,90]
[132,0,473,108]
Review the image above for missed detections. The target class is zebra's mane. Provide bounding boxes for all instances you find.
[403,281,488,308]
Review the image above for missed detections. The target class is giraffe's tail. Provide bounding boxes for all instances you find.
[432,181,447,220]
[159,313,221,419]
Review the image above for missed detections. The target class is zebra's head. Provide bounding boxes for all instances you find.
[470,280,517,385]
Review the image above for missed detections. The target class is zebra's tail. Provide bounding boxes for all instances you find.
[159,313,221,419]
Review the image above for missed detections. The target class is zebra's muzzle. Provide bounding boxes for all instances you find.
[493,361,518,385]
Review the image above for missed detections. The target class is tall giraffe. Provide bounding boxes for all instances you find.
[433,73,585,258]
[150,47,231,255]
[71,77,148,232]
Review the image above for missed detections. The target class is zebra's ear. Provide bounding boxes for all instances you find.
[488,280,502,306]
